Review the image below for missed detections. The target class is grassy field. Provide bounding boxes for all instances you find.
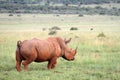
[0,13,120,31]
[0,14,120,80]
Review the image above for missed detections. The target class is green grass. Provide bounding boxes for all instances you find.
[0,31,120,80]
[0,14,120,80]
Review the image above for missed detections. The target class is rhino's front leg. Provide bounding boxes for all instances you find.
[51,61,57,69]
[47,57,57,70]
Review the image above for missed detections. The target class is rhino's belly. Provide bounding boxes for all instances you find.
[34,58,49,62]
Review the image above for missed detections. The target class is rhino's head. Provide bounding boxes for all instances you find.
[62,47,77,61]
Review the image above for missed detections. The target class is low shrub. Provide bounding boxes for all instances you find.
[48,30,57,35]
[9,14,13,16]
[97,32,106,37]
[49,26,61,31]
[78,14,84,17]
[70,27,78,30]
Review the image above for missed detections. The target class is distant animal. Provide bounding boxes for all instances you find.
[15,37,77,72]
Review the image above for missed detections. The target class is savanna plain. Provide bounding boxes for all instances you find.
[0,14,120,80]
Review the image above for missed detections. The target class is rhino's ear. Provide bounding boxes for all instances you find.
[64,38,72,44]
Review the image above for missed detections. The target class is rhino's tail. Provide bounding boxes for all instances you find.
[17,40,22,48]
[17,40,23,57]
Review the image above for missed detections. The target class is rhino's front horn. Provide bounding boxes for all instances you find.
[74,47,78,54]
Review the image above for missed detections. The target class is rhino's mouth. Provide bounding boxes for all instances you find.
[71,57,75,60]
[68,57,75,61]
[62,55,75,61]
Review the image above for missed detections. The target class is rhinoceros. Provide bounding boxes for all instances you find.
[15,37,77,72]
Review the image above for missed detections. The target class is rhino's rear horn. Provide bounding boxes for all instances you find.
[64,38,72,44]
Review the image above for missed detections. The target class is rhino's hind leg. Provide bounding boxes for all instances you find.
[16,51,22,72]
[16,60,22,72]
[22,59,33,71]
[51,61,57,69]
